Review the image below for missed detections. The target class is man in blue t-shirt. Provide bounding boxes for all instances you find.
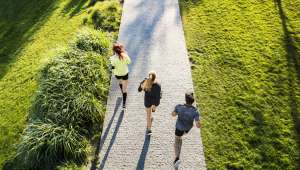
[171,92,201,168]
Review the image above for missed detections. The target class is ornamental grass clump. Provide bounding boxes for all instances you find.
[32,49,109,135]
[74,27,110,55]
[16,121,89,170]
[15,28,111,169]
[85,1,122,32]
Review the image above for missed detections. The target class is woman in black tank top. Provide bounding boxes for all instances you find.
[138,71,161,135]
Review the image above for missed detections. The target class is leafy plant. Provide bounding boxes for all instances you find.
[73,27,110,55]
[85,1,122,32]
[57,162,83,170]
[32,49,109,136]
[16,121,90,170]
[14,28,111,169]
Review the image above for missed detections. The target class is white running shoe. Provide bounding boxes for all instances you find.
[174,158,181,168]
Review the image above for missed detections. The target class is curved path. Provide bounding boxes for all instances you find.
[91,0,206,169]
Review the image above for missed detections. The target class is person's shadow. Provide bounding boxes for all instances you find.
[90,97,122,170]
[136,134,151,170]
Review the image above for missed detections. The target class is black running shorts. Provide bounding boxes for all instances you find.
[175,128,190,137]
[115,73,129,80]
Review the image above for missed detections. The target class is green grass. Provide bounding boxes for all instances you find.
[0,0,121,168]
[180,0,300,169]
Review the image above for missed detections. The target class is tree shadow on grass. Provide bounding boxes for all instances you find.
[62,0,89,18]
[0,0,58,79]
[274,0,300,169]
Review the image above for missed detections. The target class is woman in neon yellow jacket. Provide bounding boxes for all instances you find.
[110,43,131,109]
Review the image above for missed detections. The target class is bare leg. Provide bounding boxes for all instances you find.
[174,135,182,159]
[118,80,123,93]
[151,105,156,112]
[146,107,152,130]
[122,80,128,93]
[121,80,128,107]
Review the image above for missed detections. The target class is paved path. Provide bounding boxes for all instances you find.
[90,0,206,169]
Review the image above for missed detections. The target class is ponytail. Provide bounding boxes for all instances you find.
[142,71,157,92]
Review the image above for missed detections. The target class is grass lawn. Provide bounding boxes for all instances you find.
[0,0,95,167]
[180,0,300,169]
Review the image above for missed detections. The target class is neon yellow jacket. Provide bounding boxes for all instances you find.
[110,54,131,76]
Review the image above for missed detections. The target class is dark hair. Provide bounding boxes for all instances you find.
[185,92,194,105]
[113,42,125,59]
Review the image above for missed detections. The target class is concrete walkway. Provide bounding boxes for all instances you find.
[91,0,206,169]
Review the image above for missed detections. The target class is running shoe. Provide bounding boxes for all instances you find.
[146,129,152,136]
[174,157,181,168]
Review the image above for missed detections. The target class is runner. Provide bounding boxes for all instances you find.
[110,42,131,109]
[138,71,161,136]
[171,92,201,168]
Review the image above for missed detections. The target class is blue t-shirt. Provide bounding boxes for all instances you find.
[174,104,200,131]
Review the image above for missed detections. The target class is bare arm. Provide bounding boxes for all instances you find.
[172,111,177,117]
[138,79,145,92]
[109,56,115,69]
[124,53,131,64]
[195,120,201,128]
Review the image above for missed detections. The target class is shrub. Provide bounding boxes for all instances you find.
[16,121,90,170]
[57,162,82,170]
[85,1,122,32]
[57,162,83,170]
[14,28,111,169]
[32,48,109,136]
[73,27,110,55]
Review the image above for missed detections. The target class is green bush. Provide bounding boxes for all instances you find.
[32,49,109,136]
[85,1,122,32]
[57,161,83,170]
[14,28,111,169]
[16,121,89,170]
[73,27,110,55]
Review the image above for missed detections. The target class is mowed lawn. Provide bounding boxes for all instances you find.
[180,0,300,169]
[0,0,92,167]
